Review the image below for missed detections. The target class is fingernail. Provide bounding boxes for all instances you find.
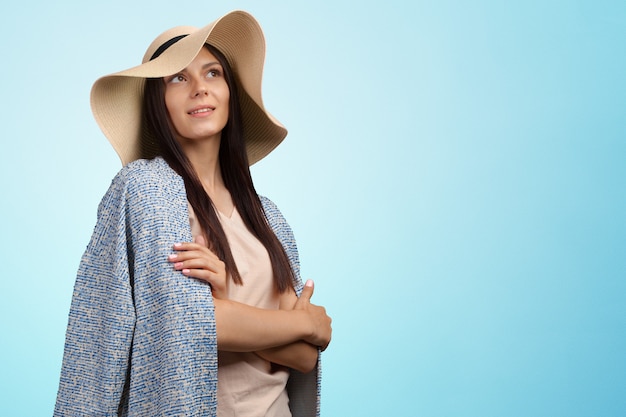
[168,254,177,260]
[174,262,183,269]
[305,279,314,287]
[174,243,182,248]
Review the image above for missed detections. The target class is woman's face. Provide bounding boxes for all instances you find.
[164,47,230,146]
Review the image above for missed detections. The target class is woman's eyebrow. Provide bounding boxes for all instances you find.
[175,61,221,74]
[202,61,221,69]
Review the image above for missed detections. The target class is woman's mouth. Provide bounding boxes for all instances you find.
[188,106,215,115]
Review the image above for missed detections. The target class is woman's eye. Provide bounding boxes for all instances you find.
[207,69,221,78]
[169,74,186,83]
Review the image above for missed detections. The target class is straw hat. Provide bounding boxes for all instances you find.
[90,10,287,166]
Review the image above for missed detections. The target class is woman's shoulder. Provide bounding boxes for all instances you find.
[258,194,276,211]
[259,195,283,219]
[112,157,179,188]
[98,157,186,220]
[259,195,292,232]
[100,157,184,208]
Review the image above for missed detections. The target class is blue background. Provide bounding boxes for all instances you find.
[1,1,624,415]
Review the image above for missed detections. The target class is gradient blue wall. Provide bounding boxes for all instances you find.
[1,1,624,415]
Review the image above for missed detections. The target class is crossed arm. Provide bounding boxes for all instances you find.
[168,238,332,374]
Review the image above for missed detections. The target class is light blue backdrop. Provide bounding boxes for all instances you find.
[1,1,624,416]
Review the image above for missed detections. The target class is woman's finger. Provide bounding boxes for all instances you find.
[169,250,219,263]
[181,267,219,281]
[173,242,208,252]
[172,257,221,273]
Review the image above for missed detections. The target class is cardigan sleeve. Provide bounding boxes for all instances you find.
[260,195,322,417]
[55,158,220,416]
[259,196,302,292]
[54,171,136,416]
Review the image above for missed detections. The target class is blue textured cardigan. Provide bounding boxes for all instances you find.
[54,158,320,416]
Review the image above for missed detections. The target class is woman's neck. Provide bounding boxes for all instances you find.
[181,135,234,216]
[180,136,222,186]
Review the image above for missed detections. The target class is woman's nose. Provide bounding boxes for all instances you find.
[194,87,208,97]
[192,80,209,97]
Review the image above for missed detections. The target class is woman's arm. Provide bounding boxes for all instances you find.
[212,281,330,352]
[169,241,332,358]
[255,285,319,373]
[255,342,319,374]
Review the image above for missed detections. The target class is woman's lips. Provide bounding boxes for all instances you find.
[188,106,215,115]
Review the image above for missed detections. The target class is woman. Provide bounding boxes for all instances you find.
[54,10,331,417]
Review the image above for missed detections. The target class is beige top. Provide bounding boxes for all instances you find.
[189,204,291,417]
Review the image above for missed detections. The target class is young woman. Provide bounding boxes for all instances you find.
[54,10,331,417]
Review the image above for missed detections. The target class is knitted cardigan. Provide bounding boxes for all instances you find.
[54,157,320,416]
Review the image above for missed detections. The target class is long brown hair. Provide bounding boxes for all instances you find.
[143,43,295,293]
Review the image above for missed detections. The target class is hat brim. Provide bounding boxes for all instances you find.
[91,10,287,166]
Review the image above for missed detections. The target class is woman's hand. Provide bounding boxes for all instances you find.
[213,281,332,354]
[168,235,228,298]
[255,282,323,373]
[293,280,332,351]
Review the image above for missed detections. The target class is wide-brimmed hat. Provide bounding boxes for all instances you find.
[90,10,287,166]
